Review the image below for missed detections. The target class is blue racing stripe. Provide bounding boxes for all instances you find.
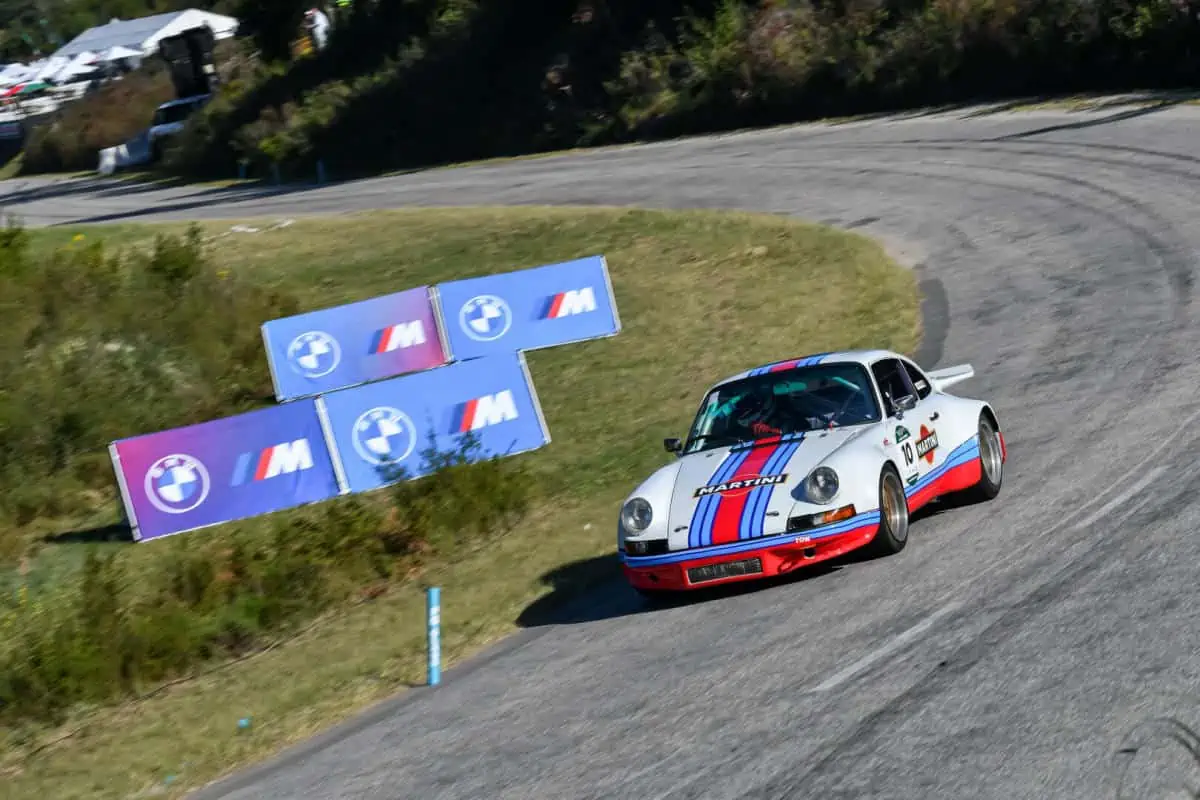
[688,449,747,548]
[695,448,751,546]
[624,509,883,567]
[739,436,804,540]
[904,437,980,498]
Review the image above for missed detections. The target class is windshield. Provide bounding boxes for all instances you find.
[682,362,882,455]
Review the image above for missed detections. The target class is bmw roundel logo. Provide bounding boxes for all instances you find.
[287,330,341,378]
[352,406,417,466]
[459,294,512,342]
[144,453,211,515]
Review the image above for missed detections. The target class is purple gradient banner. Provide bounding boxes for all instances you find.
[110,400,344,542]
[262,287,450,401]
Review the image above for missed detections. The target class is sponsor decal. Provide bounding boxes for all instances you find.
[459,294,512,342]
[352,406,417,465]
[895,425,911,443]
[144,453,211,515]
[369,320,426,353]
[287,330,341,378]
[694,473,788,498]
[906,473,919,486]
[230,439,315,486]
[456,390,519,432]
[916,425,938,464]
[542,287,597,319]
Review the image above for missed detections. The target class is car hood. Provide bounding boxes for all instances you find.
[666,427,870,551]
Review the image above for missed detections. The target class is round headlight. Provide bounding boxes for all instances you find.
[806,467,840,504]
[621,498,653,534]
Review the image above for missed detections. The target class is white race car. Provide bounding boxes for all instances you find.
[618,349,1006,595]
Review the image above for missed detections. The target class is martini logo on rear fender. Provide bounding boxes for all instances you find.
[916,425,938,464]
[694,473,788,498]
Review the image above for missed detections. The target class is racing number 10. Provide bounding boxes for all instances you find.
[901,442,915,465]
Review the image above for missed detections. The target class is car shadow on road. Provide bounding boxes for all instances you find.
[516,550,851,628]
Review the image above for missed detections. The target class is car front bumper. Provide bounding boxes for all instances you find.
[621,518,879,592]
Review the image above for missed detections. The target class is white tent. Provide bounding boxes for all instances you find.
[34,57,69,81]
[49,9,240,61]
[100,45,142,62]
[0,64,31,87]
[52,52,102,83]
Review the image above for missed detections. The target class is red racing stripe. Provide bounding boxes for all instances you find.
[376,325,394,353]
[708,443,781,545]
[253,447,273,481]
[458,398,479,432]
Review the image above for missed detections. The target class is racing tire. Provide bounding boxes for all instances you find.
[865,464,909,557]
[965,413,1003,502]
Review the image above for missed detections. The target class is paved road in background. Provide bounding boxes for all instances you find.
[7,103,1200,799]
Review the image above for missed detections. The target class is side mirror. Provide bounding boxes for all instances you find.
[664,437,682,454]
[895,394,917,412]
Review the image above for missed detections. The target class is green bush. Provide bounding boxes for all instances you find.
[0,218,300,554]
[0,218,538,725]
[154,0,1200,183]
[0,430,536,727]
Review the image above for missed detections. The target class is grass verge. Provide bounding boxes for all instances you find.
[1,206,920,799]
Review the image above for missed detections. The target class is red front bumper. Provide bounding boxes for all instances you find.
[622,521,879,592]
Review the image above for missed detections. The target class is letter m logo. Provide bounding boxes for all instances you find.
[261,439,314,479]
[232,439,315,486]
[544,287,597,319]
[457,390,519,432]
[371,321,427,353]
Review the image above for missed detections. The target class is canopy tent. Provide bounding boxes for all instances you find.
[33,57,69,82]
[0,64,32,87]
[49,9,240,61]
[100,45,141,61]
[52,52,102,83]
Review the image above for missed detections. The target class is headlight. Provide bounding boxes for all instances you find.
[805,467,839,504]
[620,498,653,534]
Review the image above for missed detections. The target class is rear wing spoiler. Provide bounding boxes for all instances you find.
[927,363,974,392]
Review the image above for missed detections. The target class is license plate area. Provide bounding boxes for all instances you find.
[687,557,763,585]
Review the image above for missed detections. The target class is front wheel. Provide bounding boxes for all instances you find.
[865,464,909,557]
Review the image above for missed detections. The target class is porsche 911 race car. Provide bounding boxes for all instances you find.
[617,349,1006,595]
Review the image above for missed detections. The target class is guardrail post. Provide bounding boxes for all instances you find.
[427,586,441,686]
[237,161,247,180]
[271,163,280,185]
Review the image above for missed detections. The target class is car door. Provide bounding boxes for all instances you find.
[870,357,945,490]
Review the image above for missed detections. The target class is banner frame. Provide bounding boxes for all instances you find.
[517,350,553,447]
[315,395,351,495]
[108,442,143,542]
[260,322,287,403]
[429,285,455,365]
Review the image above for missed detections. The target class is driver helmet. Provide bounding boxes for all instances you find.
[733,383,776,423]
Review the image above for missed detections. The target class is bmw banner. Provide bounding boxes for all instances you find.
[433,255,621,362]
[109,400,345,542]
[261,287,450,402]
[319,351,551,493]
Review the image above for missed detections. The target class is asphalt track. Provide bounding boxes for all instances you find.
[7,101,1200,799]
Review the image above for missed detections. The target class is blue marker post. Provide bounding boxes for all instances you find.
[426,586,441,686]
